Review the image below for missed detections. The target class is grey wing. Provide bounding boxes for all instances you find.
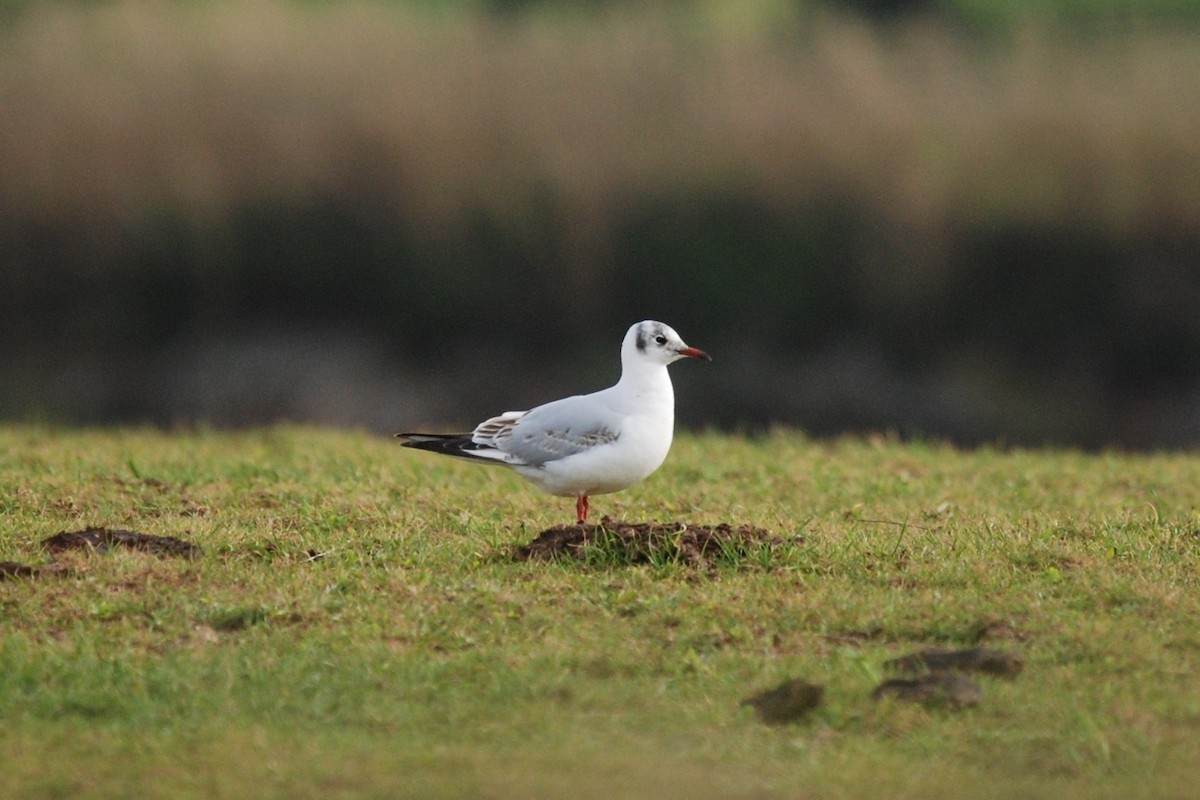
[497,396,622,466]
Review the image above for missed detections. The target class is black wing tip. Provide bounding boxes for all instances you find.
[397,435,466,454]
[396,434,464,451]
[395,432,466,441]
[395,433,501,462]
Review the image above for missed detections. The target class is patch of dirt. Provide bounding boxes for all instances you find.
[885,647,1024,679]
[0,561,41,580]
[41,527,201,559]
[743,678,824,724]
[1,527,200,581]
[872,672,983,709]
[512,517,786,566]
[0,561,72,581]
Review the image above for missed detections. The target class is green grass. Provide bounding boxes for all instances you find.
[1,424,1199,798]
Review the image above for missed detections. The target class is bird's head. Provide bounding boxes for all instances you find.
[624,320,712,367]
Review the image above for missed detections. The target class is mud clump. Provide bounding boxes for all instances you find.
[2,561,74,580]
[870,646,1026,710]
[743,678,824,724]
[872,672,983,709]
[42,527,201,559]
[513,517,787,566]
[0,561,42,580]
[2,528,200,581]
[885,647,1024,679]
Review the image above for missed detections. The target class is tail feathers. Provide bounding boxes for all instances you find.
[395,432,509,464]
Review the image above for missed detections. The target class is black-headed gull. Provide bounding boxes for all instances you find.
[397,320,711,523]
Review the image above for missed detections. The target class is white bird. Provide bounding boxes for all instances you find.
[397,320,711,524]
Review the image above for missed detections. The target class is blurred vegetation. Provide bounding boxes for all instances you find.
[1,0,1199,445]
[4,0,1198,28]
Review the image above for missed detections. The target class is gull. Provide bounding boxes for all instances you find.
[397,320,711,524]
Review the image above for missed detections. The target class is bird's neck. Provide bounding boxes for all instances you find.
[615,363,675,412]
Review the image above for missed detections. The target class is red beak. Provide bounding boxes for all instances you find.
[678,346,712,362]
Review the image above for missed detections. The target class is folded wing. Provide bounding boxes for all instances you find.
[398,397,623,468]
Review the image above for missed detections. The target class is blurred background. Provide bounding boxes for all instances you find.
[2,0,1199,448]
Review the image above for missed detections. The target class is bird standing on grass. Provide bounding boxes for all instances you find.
[397,320,711,524]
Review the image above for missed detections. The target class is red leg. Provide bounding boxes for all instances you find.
[575,494,589,524]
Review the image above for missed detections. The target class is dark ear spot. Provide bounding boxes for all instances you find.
[635,327,647,352]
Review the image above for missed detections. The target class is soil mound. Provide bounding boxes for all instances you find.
[885,647,1024,679]
[872,672,983,709]
[42,527,201,559]
[743,678,824,724]
[0,561,41,580]
[513,517,785,566]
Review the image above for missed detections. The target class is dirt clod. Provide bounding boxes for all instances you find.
[512,517,785,566]
[885,647,1024,679]
[41,527,201,559]
[872,672,983,709]
[743,678,824,724]
[0,561,73,580]
[0,561,41,580]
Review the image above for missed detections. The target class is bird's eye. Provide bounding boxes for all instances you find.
[654,335,668,345]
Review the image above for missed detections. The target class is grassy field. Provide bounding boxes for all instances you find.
[1,424,1198,798]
